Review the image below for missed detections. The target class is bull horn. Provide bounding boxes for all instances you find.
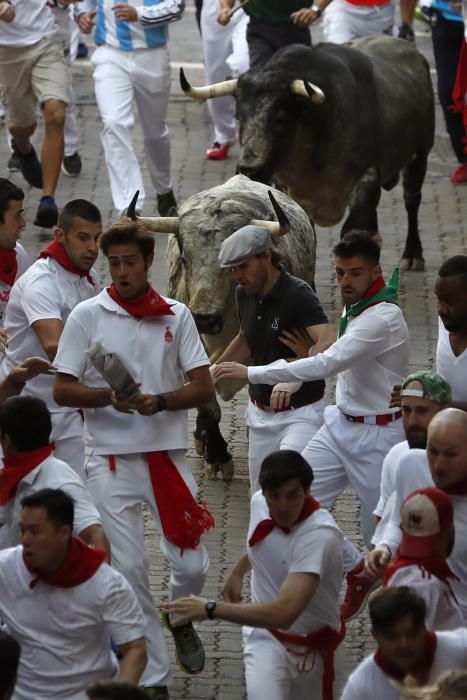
[291,79,325,104]
[180,67,238,101]
[250,190,291,237]
[124,191,179,233]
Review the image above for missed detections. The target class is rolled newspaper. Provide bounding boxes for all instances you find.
[87,343,141,401]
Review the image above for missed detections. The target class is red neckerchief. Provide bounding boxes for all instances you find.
[107,284,175,319]
[0,444,55,506]
[24,535,106,589]
[384,553,459,586]
[362,276,386,299]
[249,495,321,547]
[374,630,437,683]
[145,451,214,553]
[0,248,17,287]
[39,240,95,286]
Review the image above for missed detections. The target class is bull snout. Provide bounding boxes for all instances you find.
[192,312,224,335]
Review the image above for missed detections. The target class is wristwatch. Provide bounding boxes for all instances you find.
[205,601,217,620]
[155,394,167,412]
[310,3,322,14]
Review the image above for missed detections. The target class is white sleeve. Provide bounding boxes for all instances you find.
[371,490,403,552]
[60,479,102,534]
[135,0,185,26]
[103,569,146,645]
[54,308,91,379]
[177,306,209,373]
[22,277,63,325]
[248,308,395,385]
[374,450,397,518]
[289,527,342,576]
[74,0,96,16]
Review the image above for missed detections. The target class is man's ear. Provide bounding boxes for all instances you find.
[54,227,65,244]
[144,254,154,271]
[1,433,13,452]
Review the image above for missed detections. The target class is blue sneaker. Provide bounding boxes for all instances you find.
[13,144,43,189]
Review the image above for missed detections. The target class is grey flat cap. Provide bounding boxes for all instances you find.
[219,225,274,268]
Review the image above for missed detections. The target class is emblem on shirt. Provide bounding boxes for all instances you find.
[164,326,174,343]
[271,317,279,331]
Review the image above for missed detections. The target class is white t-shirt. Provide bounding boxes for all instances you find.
[0,545,145,700]
[247,492,343,635]
[341,629,467,700]
[54,289,209,454]
[374,440,409,518]
[372,449,467,620]
[0,454,101,547]
[248,303,409,416]
[0,0,58,48]
[1,257,99,413]
[0,243,30,329]
[436,317,467,403]
[387,565,464,631]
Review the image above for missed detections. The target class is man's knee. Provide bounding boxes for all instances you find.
[42,99,66,128]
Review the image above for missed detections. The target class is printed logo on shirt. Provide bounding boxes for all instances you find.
[164,326,174,343]
[271,317,279,331]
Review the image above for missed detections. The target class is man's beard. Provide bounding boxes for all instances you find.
[406,430,427,449]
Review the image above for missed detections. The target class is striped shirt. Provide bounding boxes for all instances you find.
[75,0,184,51]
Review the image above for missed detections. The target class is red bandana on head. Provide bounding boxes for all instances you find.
[24,535,106,589]
[39,240,95,286]
[0,248,17,287]
[0,444,55,506]
[107,284,175,320]
[374,630,437,683]
[248,495,321,547]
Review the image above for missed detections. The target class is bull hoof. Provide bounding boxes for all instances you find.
[204,462,219,480]
[411,257,425,271]
[400,257,411,271]
[194,437,206,456]
[221,460,235,483]
[400,257,425,272]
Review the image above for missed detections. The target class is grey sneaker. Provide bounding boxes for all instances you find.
[157,190,178,217]
[143,686,169,699]
[161,610,205,675]
[62,152,82,177]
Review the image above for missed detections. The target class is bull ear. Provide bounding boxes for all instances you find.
[250,191,291,237]
[290,79,325,104]
[180,67,238,101]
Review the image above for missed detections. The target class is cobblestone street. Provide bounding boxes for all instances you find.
[1,6,466,697]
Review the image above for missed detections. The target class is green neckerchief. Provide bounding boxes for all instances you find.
[338,268,400,338]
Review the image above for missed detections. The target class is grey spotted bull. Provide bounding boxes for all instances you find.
[180,35,435,271]
[125,175,316,479]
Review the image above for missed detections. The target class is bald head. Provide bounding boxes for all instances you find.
[427,408,467,491]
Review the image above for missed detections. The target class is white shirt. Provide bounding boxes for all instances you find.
[0,0,58,48]
[248,303,409,416]
[372,449,467,620]
[0,454,101,547]
[0,243,30,329]
[247,492,343,635]
[1,257,99,413]
[386,565,464,631]
[0,545,145,700]
[436,317,467,403]
[341,629,467,700]
[374,440,409,518]
[54,289,209,455]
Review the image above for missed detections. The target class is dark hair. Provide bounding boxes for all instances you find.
[100,221,155,259]
[333,231,381,264]
[0,396,51,451]
[21,488,74,530]
[0,179,24,224]
[87,683,151,700]
[369,587,426,632]
[438,256,467,281]
[259,450,313,492]
[57,199,102,233]
[0,632,20,700]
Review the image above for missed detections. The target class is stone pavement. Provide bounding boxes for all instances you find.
[1,5,466,697]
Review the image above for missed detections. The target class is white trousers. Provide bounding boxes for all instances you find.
[84,449,210,687]
[302,405,404,548]
[243,627,347,700]
[247,398,326,494]
[50,410,85,480]
[92,45,172,212]
[201,0,249,145]
[322,0,395,43]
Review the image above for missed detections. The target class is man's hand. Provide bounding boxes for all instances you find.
[110,391,136,414]
[290,7,320,26]
[214,362,248,381]
[0,328,7,353]
[221,571,244,603]
[389,384,402,408]
[0,2,15,22]
[9,358,56,385]
[365,545,391,580]
[77,10,96,33]
[217,8,231,24]
[270,382,302,410]
[130,394,162,416]
[112,4,138,21]
[163,595,209,623]
[279,328,313,358]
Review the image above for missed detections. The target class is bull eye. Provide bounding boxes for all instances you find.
[181,255,187,267]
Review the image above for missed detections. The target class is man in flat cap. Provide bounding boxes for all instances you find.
[211,224,334,493]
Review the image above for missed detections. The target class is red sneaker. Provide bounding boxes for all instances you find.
[340,570,380,622]
[206,142,230,160]
[451,163,467,184]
